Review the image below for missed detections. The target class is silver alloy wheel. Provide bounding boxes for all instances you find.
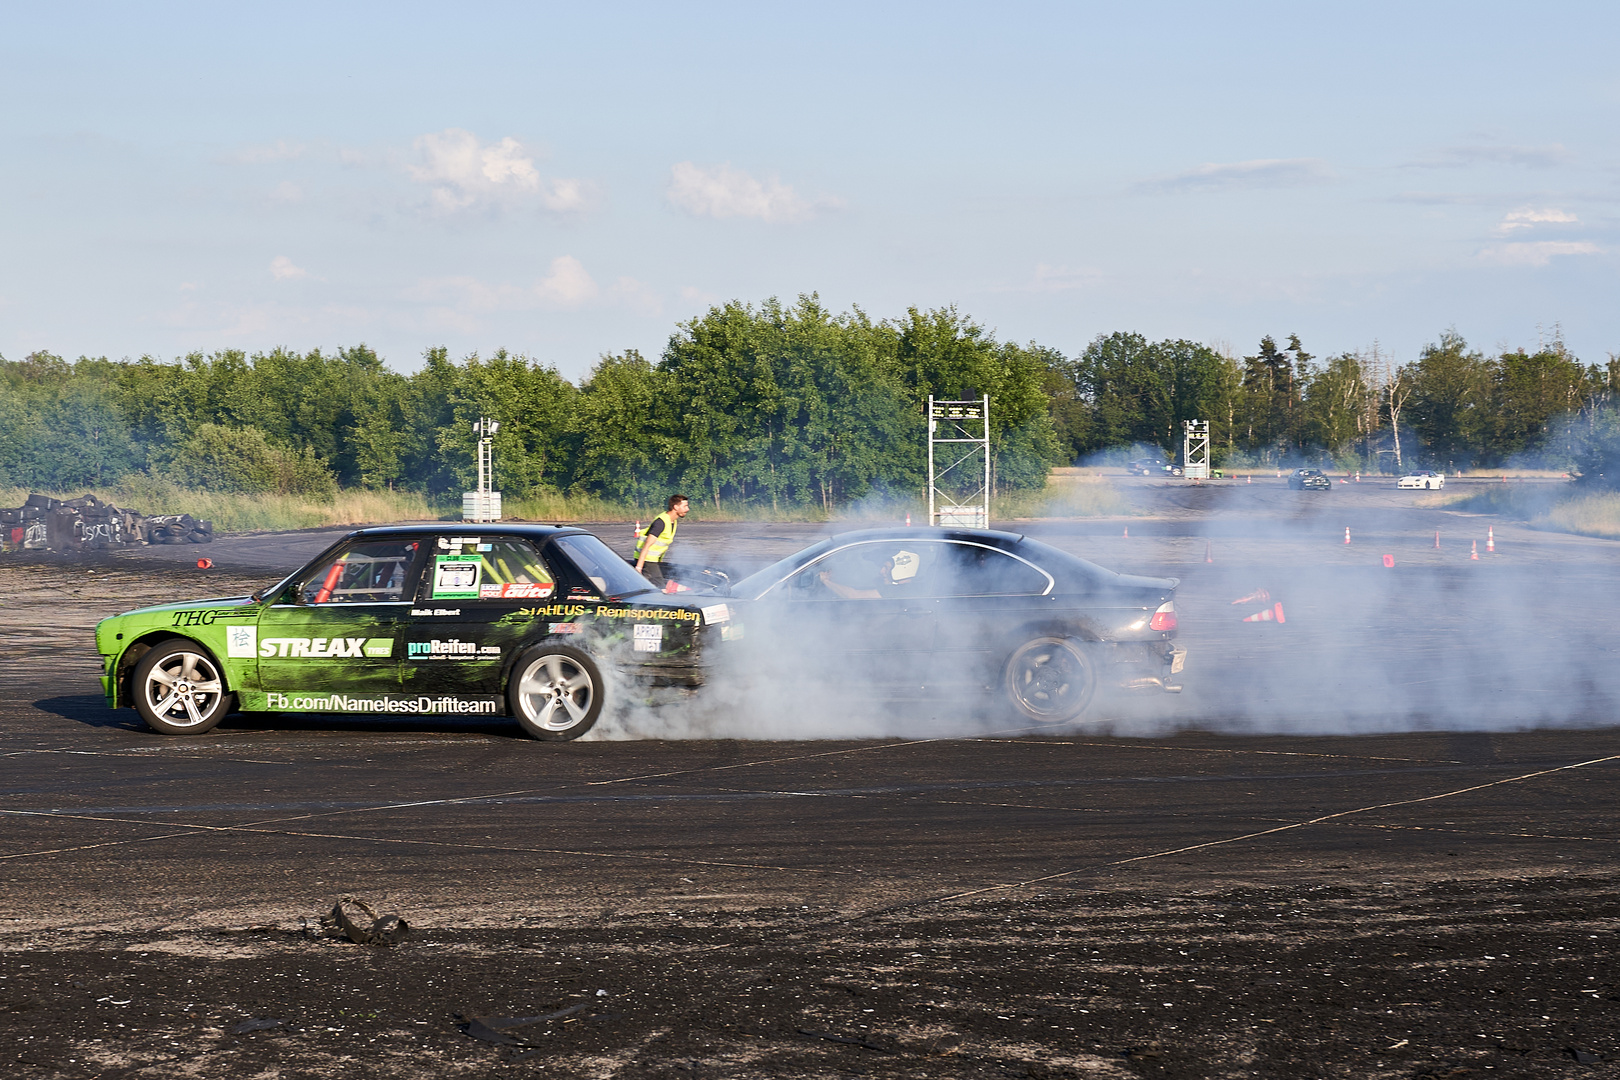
[516,653,596,733]
[141,649,225,730]
[1005,636,1095,723]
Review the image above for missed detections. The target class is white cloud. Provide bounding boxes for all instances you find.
[667,161,834,222]
[269,181,303,203]
[1029,263,1104,292]
[1138,158,1333,192]
[408,128,588,214]
[1409,143,1572,169]
[269,256,308,281]
[226,139,312,165]
[1494,207,1578,234]
[534,256,598,307]
[609,276,662,317]
[1477,241,1601,267]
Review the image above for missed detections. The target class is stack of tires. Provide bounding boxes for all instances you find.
[141,514,214,545]
[0,493,214,552]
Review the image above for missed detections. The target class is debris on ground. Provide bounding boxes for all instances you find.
[226,1018,285,1035]
[458,1002,594,1047]
[322,897,411,946]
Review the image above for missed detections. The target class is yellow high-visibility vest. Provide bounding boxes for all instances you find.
[634,511,678,563]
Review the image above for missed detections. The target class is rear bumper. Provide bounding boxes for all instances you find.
[1107,641,1185,693]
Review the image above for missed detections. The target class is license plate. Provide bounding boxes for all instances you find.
[1170,649,1186,675]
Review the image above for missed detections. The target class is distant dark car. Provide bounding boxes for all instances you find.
[722,528,1185,725]
[1288,469,1332,491]
[1127,458,1183,477]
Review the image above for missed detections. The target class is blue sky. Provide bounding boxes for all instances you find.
[3,2,1616,379]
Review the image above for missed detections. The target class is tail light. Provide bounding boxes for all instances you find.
[1149,600,1177,632]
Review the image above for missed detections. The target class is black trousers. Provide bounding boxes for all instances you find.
[640,562,668,588]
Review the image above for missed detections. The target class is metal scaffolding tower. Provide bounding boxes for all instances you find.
[928,395,990,528]
[1182,419,1210,480]
[462,417,503,521]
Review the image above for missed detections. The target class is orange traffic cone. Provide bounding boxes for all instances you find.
[1344,527,1351,545]
[1231,588,1271,605]
[633,520,641,538]
[1434,530,1440,549]
[1471,541,1479,561]
[1487,526,1495,553]
[1246,475,1251,484]
[1242,602,1287,623]
[905,512,911,526]
[1205,539,1213,563]
[1123,526,1129,538]
[1383,554,1395,568]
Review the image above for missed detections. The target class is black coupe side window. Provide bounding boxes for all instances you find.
[928,544,1051,596]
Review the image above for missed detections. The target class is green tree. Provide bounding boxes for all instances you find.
[1407,330,1490,467]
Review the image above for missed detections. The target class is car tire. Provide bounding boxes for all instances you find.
[1004,636,1095,724]
[1424,481,1431,489]
[1171,467,1183,477]
[509,645,603,741]
[132,639,232,736]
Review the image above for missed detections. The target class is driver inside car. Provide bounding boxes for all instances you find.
[817,547,921,599]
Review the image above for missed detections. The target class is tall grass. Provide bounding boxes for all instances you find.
[1535,491,1620,539]
[995,469,1133,519]
[0,480,438,533]
[2,468,1138,534]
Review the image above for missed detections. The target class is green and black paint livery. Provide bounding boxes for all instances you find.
[95,525,730,735]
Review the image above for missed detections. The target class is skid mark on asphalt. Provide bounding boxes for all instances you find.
[909,753,1620,908]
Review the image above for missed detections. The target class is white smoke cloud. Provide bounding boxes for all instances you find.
[666,161,834,222]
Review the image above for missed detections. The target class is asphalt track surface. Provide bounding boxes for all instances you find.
[2,477,1618,1078]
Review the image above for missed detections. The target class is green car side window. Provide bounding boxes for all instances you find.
[298,540,421,604]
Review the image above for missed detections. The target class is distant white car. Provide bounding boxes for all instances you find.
[1398,471,1445,490]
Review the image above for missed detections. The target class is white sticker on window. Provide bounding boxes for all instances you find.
[701,604,730,624]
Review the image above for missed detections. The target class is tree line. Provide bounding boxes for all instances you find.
[1047,328,1620,477]
[2,296,1617,506]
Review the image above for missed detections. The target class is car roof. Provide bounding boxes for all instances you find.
[815,526,1026,549]
[345,523,588,541]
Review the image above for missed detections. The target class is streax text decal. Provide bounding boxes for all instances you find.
[258,637,394,658]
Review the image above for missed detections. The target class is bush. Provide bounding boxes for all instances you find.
[168,424,336,499]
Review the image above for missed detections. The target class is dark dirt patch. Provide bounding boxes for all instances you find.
[4,875,1617,1078]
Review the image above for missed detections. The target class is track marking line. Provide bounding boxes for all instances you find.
[908,753,1620,907]
[0,808,855,875]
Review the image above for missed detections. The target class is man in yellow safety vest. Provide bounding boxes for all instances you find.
[634,494,689,588]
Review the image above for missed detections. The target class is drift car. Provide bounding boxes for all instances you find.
[717,528,1184,724]
[1288,468,1332,491]
[95,525,732,741]
[1127,458,1183,477]
[1397,470,1445,490]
